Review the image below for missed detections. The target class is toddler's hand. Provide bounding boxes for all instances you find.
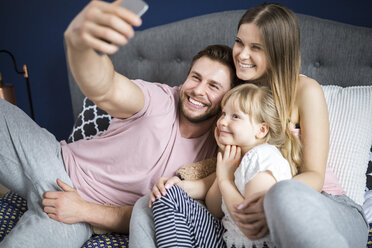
[214,126,226,151]
[216,145,241,182]
[149,176,181,207]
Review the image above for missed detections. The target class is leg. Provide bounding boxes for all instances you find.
[0,98,93,247]
[152,185,226,248]
[0,207,92,248]
[129,194,157,248]
[264,180,369,248]
[0,98,62,196]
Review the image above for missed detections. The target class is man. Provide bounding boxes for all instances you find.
[0,1,237,247]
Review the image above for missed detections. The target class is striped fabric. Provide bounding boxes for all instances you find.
[152,185,226,248]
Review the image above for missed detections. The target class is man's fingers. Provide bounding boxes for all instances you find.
[43,191,63,199]
[43,206,56,215]
[92,12,135,41]
[83,32,119,55]
[57,179,75,192]
[47,213,57,221]
[41,198,56,207]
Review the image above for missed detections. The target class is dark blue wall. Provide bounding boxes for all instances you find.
[0,0,371,141]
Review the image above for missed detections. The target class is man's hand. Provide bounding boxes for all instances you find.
[64,0,142,55]
[149,176,181,207]
[42,179,88,224]
[232,191,268,240]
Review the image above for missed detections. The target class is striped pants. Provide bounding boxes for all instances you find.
[152,185,226,248]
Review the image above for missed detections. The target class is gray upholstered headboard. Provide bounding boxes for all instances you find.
[66,10,372,120]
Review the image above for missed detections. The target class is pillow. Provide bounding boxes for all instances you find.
[322,85,372,206]
[68,98,112,143]
[366,146,372,190]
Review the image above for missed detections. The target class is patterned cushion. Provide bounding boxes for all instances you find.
[68,98,112,143]
[368,223,372,248]
[0,192,27,242]
[0,192,129,247]
[83,233,129,248]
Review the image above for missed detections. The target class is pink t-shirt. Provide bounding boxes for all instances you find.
[60,80,217,206]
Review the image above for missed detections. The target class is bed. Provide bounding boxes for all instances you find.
[1,9,372,248]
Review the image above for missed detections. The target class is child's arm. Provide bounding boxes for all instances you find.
[220,172,276,224]
[216,145,244,218]
[205,176,224,218]
[217,146,277,224]
[179,172,215,199]
[149,173,215,207]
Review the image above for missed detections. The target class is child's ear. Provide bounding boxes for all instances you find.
[256,123,269,139]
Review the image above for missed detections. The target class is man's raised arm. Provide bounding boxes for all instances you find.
[64,0,144,118]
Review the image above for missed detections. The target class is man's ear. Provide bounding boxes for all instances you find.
[256,122,269,139]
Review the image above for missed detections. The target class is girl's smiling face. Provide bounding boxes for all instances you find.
[216,98,264,153]
[233,23,268,81]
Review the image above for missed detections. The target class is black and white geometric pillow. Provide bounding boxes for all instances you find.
[67,97,112,143]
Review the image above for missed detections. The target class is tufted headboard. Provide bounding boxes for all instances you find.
[66,10,372,120]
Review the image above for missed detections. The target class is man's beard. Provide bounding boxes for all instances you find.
[180,102,219,123]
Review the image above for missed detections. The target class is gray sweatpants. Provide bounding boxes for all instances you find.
[130,180,369,248]
[129,195,156,248]
[264,180,369,248]
[0,98,92,248]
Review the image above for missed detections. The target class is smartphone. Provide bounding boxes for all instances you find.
[120,0,149,17]
[96,0,148,55]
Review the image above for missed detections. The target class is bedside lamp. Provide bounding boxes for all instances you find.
[0,49,34,120]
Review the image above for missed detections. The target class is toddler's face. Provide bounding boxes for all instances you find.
[216,99,262,152]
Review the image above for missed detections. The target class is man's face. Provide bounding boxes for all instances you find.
[179,56,233,123]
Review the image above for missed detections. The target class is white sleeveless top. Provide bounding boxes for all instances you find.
[221,143,292,248]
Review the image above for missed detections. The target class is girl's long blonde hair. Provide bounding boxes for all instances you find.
[222,84,301,175]
[237,3,302,175]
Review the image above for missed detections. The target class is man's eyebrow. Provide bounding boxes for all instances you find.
[209,80,224,89]
[190,71,201,77]
[190,70,224,89]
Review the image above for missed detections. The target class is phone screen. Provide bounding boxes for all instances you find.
[120,0,149,17]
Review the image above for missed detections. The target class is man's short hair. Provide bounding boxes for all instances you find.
[189,44,240,88]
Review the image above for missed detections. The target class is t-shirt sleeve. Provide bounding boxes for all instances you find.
[127,79,178,120]
[255,151,292,182]
[237,146,292,186]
